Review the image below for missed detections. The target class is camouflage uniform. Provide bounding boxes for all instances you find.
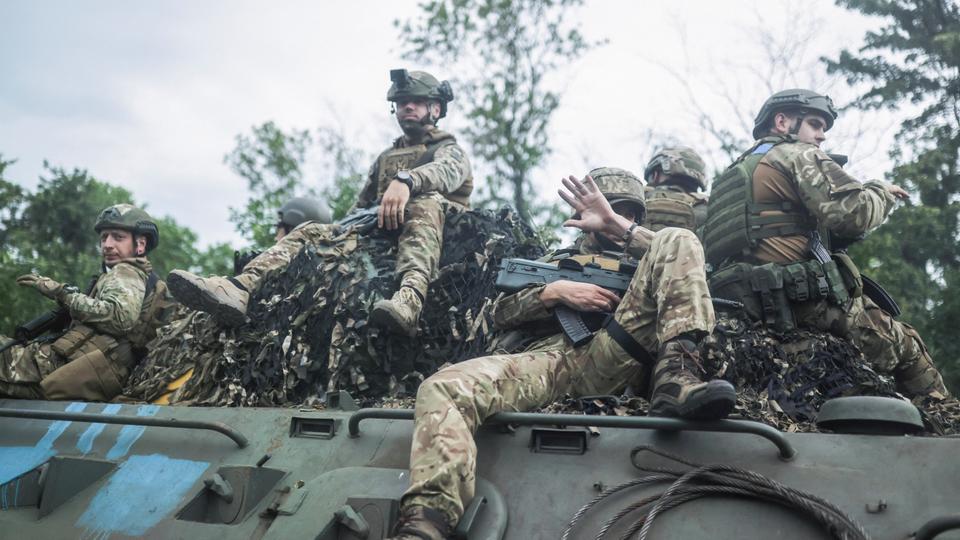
[702,134,947,396]
[400,226,715,526]
[233,125,472,302]
[643,146,709,233]
[0,258,173,401]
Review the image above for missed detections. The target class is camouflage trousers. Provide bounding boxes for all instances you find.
[237,193,459,297]
[794,296,947,396]
[0,337,61,399]
[400,228,715,526]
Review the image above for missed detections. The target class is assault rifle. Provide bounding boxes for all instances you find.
[495,256,636,346]
[0,308,71,355]
[0,275,99,356]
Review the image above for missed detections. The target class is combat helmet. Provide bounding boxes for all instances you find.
[278,197,331,231]
[387,68,455,119]
[643,146,708,190]
[589,167,646,222]
[752,89,838,139]
[94,204,160,252]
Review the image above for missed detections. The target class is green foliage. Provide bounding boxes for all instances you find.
[225,121,316,249]
[397,0,598,232]
[827,0,960,391]
[0,159,232,334]
[316,127,367,220]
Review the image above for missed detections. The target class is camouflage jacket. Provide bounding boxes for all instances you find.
[62,257,171,346]
[353,126,473,210]
[748,135,897,263]
[491,231,648,331]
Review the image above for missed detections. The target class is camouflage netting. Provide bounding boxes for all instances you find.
[124,208,546,406]
[538,312,960,435]
[125,211,959,435]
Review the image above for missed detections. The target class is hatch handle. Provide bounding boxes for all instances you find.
[347,409,796,460]
[0,408,248,448]
[914,515,960,540]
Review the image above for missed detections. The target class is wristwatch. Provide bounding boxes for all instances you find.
[395,170,414,192]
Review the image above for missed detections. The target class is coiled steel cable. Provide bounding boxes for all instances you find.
[562,445,870,540]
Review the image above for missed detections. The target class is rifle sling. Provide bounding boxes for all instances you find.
[602,315,655,367]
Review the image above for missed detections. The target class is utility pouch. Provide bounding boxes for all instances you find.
[832,252,863,299]
[821,259,850,306]
[51,325,96,358]
[749,264,795,332]
[782,263,810,302]
[709,263,761,320]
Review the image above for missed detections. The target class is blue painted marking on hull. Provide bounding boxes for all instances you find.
[105,404,159,460]
[77,454,209,537]
[0,402,86,485]
[76,403,122,455]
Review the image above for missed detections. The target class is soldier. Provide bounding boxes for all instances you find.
[701,89,947,397]
[167,69,472,336]
[275,196,331,242]
[0,204,175,401]
[642,146,710,233]
[387,168,735,539]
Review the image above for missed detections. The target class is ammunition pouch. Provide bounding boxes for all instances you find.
[51,325,96,357]
[709,257,856,331]
[832,252,862,299]
[43,325,134,401]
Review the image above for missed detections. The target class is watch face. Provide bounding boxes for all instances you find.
[396,170,411,181]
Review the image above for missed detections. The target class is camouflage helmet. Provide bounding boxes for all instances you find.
[94,204,160,252]
[278,197,331,230]
[753,89,838,139]
[643,146,708,190]
[589,167,645,219]
[386,68,455,118]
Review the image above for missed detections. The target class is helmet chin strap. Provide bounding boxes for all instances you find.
[789,113,805,135]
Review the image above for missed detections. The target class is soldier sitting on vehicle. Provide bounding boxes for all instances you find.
[385,168,735,540]
[642,146,710,234]
[701,89,948,398]
[0,204,175,401]
[167,68,472,337]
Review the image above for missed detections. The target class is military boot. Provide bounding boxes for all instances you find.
[649,337,736,420]
[167,270,249,327]
[386,506,452,540]
[369,286,423,337]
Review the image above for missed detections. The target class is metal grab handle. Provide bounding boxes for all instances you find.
[0,408,248,449]
[347,408,796,460]
[914,515,960,540]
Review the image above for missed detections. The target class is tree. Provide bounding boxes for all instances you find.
[397,0,598,231]
[825,0,960,391]
[225,121,315,249]
[316,126,368,220]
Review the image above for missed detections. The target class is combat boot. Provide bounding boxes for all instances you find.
[386,506,452,540]
[369,286,423,337]
[167,270,249,327]
[649,337,736,420]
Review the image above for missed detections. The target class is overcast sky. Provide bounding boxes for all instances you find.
[0,0,895,249]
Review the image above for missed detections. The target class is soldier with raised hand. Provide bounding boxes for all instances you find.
[642,146,710,233]
[386,168,735,540]
[167,69,472,336]
[0,204,175,401]
[701,89,947,398]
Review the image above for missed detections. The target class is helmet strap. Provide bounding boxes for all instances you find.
[789,113,805,136]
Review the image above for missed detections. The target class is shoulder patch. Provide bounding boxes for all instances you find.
[752,143,775,155]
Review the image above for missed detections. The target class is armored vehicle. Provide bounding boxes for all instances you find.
[1,391,959,539]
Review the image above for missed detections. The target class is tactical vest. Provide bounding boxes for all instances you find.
[701,139,816,268]
[643,186,705,233]
[372,131,473,207]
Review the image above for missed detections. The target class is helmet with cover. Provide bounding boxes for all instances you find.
[643,146,708,190]
[386,69,455,119]
[94,204,160,252]
[752,89,838,139]
[589,167,646,222]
